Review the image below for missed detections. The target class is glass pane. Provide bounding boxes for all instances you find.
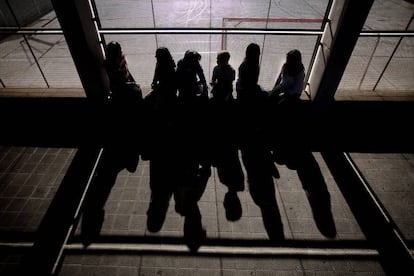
[95,0,328,29]
[0,34,48,88]
[102,33,319,94]
[364,0,414,30]
[0,32,82,89]
[375,37,414,91]
[95,0,155,28]
[0,7,82,90]
[340,36,414,92]
[33,35,83,88]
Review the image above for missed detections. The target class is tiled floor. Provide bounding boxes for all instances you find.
[0,147,76,232]
[2,142,413,275]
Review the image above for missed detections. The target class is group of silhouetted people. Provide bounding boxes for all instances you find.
[80,41,336,252]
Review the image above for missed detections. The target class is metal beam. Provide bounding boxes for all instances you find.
[308,0,375,111]
[50,0,109,101]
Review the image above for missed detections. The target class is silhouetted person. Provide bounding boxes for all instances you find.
[144,47,179,233]
[270,49,305,102]
[236,43,262,103]
[236,42,269,128]
[235,43,273,150]
[176,49,210,158]
[210,50,244,221]
[143,46,178,158]
[210,50,235,103]
[269,49,306,167]
[175,49,210,175]
[80,41,143,246]
[236,43,283,239]
[103,41,143,172]
[269,49,304,137]
[269,49,336,238]
[149,46,178,119]
[105,41,143,110]
[174,49,211,251]
[176,49,208,101]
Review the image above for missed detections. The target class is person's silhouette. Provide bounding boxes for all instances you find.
[175,50,212,250]
[269,49,336,238]
[175,49,211,175]
[209,50,244,221]
[210,50,236,103]
[268,49,305,154]
[235,43,283,240]
[103,41,142,172]
[144,47,178,233]
[80,41,143,246]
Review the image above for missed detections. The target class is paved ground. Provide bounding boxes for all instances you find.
[0,146,411,275]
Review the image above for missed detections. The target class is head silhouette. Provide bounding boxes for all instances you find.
[183,49,201,65]
[284,49,304,76]
[217,50,231,65]
[105,41,122,63]
[245,43,260,64]
[156,47,176,68]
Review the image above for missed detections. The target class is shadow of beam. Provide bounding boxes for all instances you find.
[1,97,413,152]
[321,151,414,275]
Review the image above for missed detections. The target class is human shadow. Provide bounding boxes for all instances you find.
[177,156,209,253]
[296,151,336,238]
[144,95,209,252]
[146,139,209,254]
[143,88,179,234]
[145,140,177,234]
[144,104,209,239]
[80,96,141,247]
[270,99,337,238]
[240,134,284,241]
[275,146,337,238]
[80,140,140,247]
[143,47,211,252]
[213,142,245,221]
[209,98,245,221]
[174,103,210,252]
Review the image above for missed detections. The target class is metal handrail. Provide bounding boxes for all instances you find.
[372,14,414,90]
[0,26,412,91]
[1,27,414,36]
